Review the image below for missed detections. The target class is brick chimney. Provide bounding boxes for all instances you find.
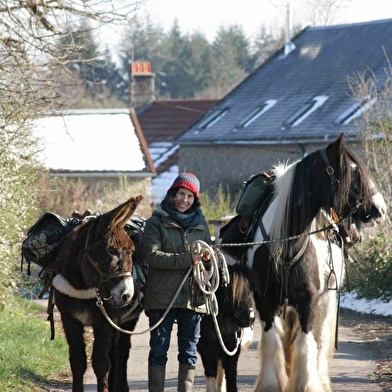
[130,62,155,109]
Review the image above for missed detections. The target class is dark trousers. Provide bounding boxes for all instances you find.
[147,308,202,367]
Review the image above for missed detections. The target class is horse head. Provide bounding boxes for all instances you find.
[74,194,143,308]
[319,133,386,244]
[216,264,257,329]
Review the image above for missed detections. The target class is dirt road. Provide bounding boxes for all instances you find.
[41,307,381,392]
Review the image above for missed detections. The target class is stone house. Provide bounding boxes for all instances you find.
[176,19,392,199]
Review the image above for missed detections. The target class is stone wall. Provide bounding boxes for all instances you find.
[178,139,364,201]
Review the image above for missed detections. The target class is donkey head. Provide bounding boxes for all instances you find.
[80,195,143,308]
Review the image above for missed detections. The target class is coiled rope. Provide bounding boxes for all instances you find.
[192,240,243,356]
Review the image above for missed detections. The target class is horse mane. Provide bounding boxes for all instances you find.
[335,147,374,214]
[268,159,301,262]
[267,145,375,265]
[229,264,259,305]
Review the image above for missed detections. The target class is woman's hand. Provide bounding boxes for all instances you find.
[202,251,211,262]
[192,253,203,265]
[192,251,210,265]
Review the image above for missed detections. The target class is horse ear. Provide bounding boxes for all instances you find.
[102,195,143,230]
[327,132,345,158]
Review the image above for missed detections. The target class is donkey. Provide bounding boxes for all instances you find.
[50,195,144,392]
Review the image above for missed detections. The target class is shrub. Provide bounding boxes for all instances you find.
[349,226,392,301]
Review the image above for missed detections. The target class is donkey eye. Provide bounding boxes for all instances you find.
[107,248,119,257]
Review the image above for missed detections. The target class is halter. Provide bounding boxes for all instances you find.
[82,225,132,288]
[319,147,367,217]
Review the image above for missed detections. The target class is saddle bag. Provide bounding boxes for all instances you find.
[21,212,80,274]
[125,215,149,290]
[219,215,251,260]
[236,172,272,218]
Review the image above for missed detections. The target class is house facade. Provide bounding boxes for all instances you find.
[177,19,392,199]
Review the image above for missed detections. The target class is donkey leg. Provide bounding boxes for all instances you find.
[92,322,115,392]
[108,316,139,392]
[61,315,87,392]
[253,317,288,392]
[312,292,337,392]
[108,331,131,392]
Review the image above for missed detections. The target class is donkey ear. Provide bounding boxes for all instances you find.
[327,132,345,158]
[103,195,143,230]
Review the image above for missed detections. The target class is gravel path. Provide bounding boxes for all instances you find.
[36,301,387,392]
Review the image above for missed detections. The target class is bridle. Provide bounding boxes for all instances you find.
[319,147,367,221]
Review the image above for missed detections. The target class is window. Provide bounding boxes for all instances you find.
[196,108,228,130]
[334,96,376,125]
[284,96,329,127]
[235,100,277,130]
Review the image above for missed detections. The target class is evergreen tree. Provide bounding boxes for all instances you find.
[209,25,252,96]
[157,20,194,98]
[251,26,286,68]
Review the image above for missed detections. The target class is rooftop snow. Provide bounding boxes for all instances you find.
[34,112,146,172]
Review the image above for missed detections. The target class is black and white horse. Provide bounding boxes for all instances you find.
[198,263,260,392]
[244,134,386,392]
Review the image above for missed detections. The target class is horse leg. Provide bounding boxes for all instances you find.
[60,314,87,392]
[199,347,219,392]
[253,316,288,392]
[281,307,301,376]
[312,291,337,392]
[216,360,226,392]
[286,301,324,392]
[92,321,115,392]
[222,352,240,392]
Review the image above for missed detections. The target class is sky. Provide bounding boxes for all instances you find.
[138,0,392,42]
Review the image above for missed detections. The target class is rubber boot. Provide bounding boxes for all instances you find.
[148,365,165,392]
[178,363,196,392]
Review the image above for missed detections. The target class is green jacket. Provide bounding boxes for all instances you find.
[141,208,211,313]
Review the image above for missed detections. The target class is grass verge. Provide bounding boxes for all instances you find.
[0,295,70,391]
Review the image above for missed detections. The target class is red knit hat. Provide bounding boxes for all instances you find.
[168,172,200,199]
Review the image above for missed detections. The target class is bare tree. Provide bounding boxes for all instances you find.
[347,51,392,201]
[0,0,144,109]
[0,0,144,295]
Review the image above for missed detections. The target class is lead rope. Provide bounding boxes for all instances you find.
[96,240,242,356]
[96,266,192,336]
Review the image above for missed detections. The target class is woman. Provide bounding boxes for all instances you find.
[141,173,211,392]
